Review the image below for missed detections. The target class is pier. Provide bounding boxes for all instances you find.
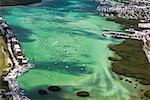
[0,17,33,100]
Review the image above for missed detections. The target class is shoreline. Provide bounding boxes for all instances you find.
[0,0,149,99]
[97,0,150,99]
[0,17,33,100]
[108,39,150,99]
[109,39,150,84]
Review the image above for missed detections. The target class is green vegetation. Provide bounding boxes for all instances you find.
[0,36,11,99]
[0,36,9,76]
[109,39,150,99]
[144,90,150,98]
[106,17,142,31]
[108,57,120,61]
[109,39,150,85]
[107,16,150,85]
[107,16,150,98]
[0,76,9,91]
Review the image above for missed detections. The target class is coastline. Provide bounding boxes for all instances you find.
[0,17,33,100]
[96,0,150,98]
[1,0,133,99]
[106,17,150,99]
[109,39,150,84]
[106,17,142,31]
[0,0,41,7]
[108,39,150,99]
[0,0,149,99]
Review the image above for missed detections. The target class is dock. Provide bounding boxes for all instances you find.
[102,30,150,40]
[0,17,33,100]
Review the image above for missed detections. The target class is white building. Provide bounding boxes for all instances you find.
[138,23,150,29]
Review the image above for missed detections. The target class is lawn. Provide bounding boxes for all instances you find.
[0,36,8,76]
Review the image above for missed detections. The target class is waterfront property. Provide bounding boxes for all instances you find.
[0,17,32,100]
[97,0,150,21]
[99,0,150,63]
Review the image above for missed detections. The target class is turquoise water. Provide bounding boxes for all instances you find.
[1,0,137,100]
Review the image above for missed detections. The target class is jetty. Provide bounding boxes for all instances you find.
[0,17,33,100]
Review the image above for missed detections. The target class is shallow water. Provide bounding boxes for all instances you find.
[0,0,136,100]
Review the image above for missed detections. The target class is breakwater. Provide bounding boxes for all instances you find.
[0,17,33,100]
